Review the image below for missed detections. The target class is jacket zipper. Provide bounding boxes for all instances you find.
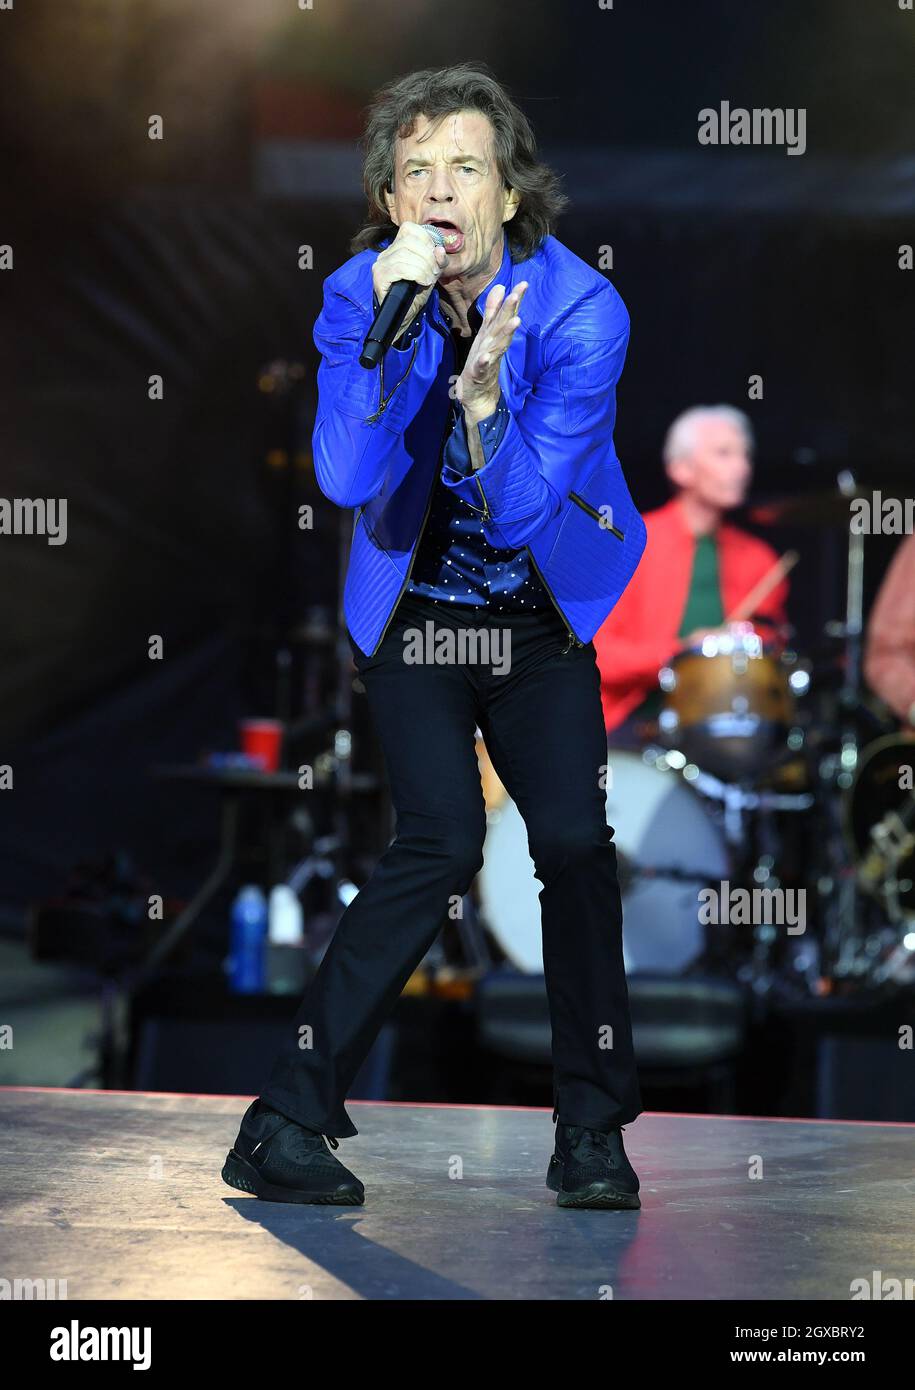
[368,333,456,656]
[474,472,491,520]
[364,341,602,656]
[364,340,419,423]
[568,490,625,541]
[525,546,583,654]
[464,422,577,650]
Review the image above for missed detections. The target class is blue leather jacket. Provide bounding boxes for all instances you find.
[312,229,647,655]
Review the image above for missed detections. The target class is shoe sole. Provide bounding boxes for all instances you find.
[221,1149,365,1205]
[546,1160,641,1210]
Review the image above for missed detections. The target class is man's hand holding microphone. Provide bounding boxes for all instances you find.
[367,220,529,475]
[371,221,448,345]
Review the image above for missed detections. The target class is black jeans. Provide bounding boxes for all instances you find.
[259,591,642,1136]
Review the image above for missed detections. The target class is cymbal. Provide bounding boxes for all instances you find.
[747,490,867,528]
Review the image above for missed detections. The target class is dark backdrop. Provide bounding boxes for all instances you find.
[0,0,912,926]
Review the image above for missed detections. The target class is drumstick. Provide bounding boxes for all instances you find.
[724,550,799,623]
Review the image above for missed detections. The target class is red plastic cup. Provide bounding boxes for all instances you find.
[239,718,283,772]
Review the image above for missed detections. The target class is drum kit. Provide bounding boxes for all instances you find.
[474,477,915,997]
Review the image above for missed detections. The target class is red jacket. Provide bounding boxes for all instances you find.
[594,498,789,733]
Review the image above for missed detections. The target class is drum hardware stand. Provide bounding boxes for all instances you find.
[859,807,915,925]
[815,751,866,983]
[702,776,811,989]
[644,748,820,990]
[817,470,868,978]
[258,494,387,967]
[280,832,361,965]
[653,757,814,847]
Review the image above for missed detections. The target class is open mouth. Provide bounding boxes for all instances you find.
[428,219,465,252]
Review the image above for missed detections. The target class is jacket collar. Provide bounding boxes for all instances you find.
[474,229,513,313]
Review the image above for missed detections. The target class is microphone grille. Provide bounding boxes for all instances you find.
[421,223,447,248]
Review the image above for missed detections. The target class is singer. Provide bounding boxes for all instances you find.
[223,62,647,1209]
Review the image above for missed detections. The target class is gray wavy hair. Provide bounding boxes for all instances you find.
[663,405,755,463]
[350,61,568,263]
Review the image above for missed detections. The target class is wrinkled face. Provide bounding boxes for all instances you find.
[383,109,520,283]
[668,418,753,510]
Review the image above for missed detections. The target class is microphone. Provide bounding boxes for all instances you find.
[359,223,446,370]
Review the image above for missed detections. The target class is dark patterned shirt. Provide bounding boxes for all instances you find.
[403,296,551,612]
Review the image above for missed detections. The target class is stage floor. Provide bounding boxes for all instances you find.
[1,1087,913,1300]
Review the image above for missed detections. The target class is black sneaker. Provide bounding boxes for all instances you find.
[221,1099,364,1205]
[546,1121,641,1210]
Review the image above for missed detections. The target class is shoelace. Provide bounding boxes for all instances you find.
[553,1114,625,1168]
[570,1127,617,1163]
[251,1115,340,1163]
[283,1123,340,1157]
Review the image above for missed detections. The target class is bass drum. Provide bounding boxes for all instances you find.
[845,733,915,921]
[477,746,729,975]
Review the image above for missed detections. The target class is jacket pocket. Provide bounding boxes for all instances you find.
[568,489,624,541]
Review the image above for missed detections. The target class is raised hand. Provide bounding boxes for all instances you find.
[456,281,528,420]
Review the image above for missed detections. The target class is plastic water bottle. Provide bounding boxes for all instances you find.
[228,885,268,994]
[266,884,306,994]
[268,884,304,946]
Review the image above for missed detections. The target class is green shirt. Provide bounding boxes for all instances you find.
[631,532,725,723]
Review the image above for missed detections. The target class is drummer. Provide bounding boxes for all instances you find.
[594,404,789,746]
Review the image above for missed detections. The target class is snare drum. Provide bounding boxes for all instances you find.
[658,622,796,782]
